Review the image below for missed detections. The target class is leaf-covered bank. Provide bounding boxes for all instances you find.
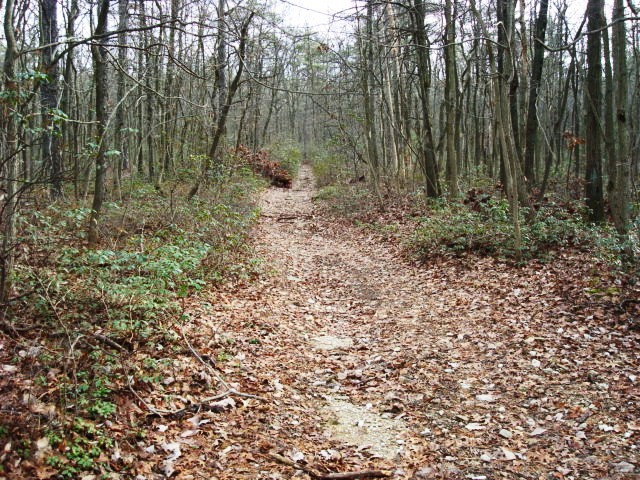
[0,164,264,479]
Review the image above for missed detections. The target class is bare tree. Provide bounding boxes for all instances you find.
[40,0,63,198]
[1,0,20,303]
[87,0,111,245]
[584,0,605,222]
[523,0,549,187]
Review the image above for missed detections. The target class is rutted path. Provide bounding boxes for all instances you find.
[143,165,638,479]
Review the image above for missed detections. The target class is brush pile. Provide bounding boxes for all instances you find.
[235,145,292,188]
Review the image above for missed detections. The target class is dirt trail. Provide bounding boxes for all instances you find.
[149,165,638,479]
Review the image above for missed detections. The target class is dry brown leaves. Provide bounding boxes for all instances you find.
[2,166,638,479]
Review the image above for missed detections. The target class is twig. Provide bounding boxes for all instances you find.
[269,452,323,477]
[0,320,37,334]
[93,333,130,352]
[127,377,174,417]
[142,388,264,419]
[199,388,266,403]
[179,325,265,401]
[127,325,268,418]
[268,451,391,480]
[180,325,230,390]
[321,473,392,480]
[261,214,313,221]
[620,298,640,310]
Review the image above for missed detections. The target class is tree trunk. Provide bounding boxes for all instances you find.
[412,0,440,197]
[138,0,155,181]
[523,0,549,187]
[40,0,63,199]
[87,0,110,246]
[470,0,523,260]
[215,0,227,123]
[162,0,180,174]
[444,0,458,197]
[603,26,616,199]
[584,0,605,222]
[114,0,129,189]
[362,0,381,194]
[610,0,631,235]
[1,0,19,303]
[189,12,254,199]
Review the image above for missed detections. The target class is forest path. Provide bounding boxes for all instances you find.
[159,165,637,479]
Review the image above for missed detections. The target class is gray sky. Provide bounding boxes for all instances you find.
[273,0,355,35]
[274,0,594,37]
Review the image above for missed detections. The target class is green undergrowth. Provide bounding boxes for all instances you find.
[408,197,621,262]
[17,164,263,328]
[267,138,303,178]
[1,163,264,478]
[313,177,637,268]
[310,146,354,188]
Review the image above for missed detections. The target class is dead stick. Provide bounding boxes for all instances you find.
[268,452,323,478]
[93,333,129,352]
[321,472,391,480]
[268,452,391,480]
[180,326,265,401]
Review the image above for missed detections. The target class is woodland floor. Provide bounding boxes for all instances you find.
[4,166,638,479]
[131,164,638,480]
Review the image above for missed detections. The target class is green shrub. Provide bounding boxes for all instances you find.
[409,197,617,262]
[7,159,264,479]
[311,148,351,188]
[268,139,302,177]
[313,185,344,201]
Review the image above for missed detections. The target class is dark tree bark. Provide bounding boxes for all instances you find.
[444,0,458,197]
[603,26,616,197]
[411,0,440,198]
[610,0,631,234]
[87,0,110,245]
[584,0,605,222]
[523,0,549,186]
[40,0,63,199]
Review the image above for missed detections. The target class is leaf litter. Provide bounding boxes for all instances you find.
[7,165,638,479]
[132,164,638,479]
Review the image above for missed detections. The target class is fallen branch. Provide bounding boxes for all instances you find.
[268,451,391,480]
[0,319,37,335]
[179,324,265,402]
[128,325,268,418]
[93,332,130,353]
[261,214,313,221]
[199,389,266,403]
[158,388,267,419]
[180,325,230,390]
[619,298,640,310]
[127,377,174,417]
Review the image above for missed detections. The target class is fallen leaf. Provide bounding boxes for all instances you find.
[475,394,496,402]
[465,422,485,431]
[501,447,517,461]
[161,442,181,461]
